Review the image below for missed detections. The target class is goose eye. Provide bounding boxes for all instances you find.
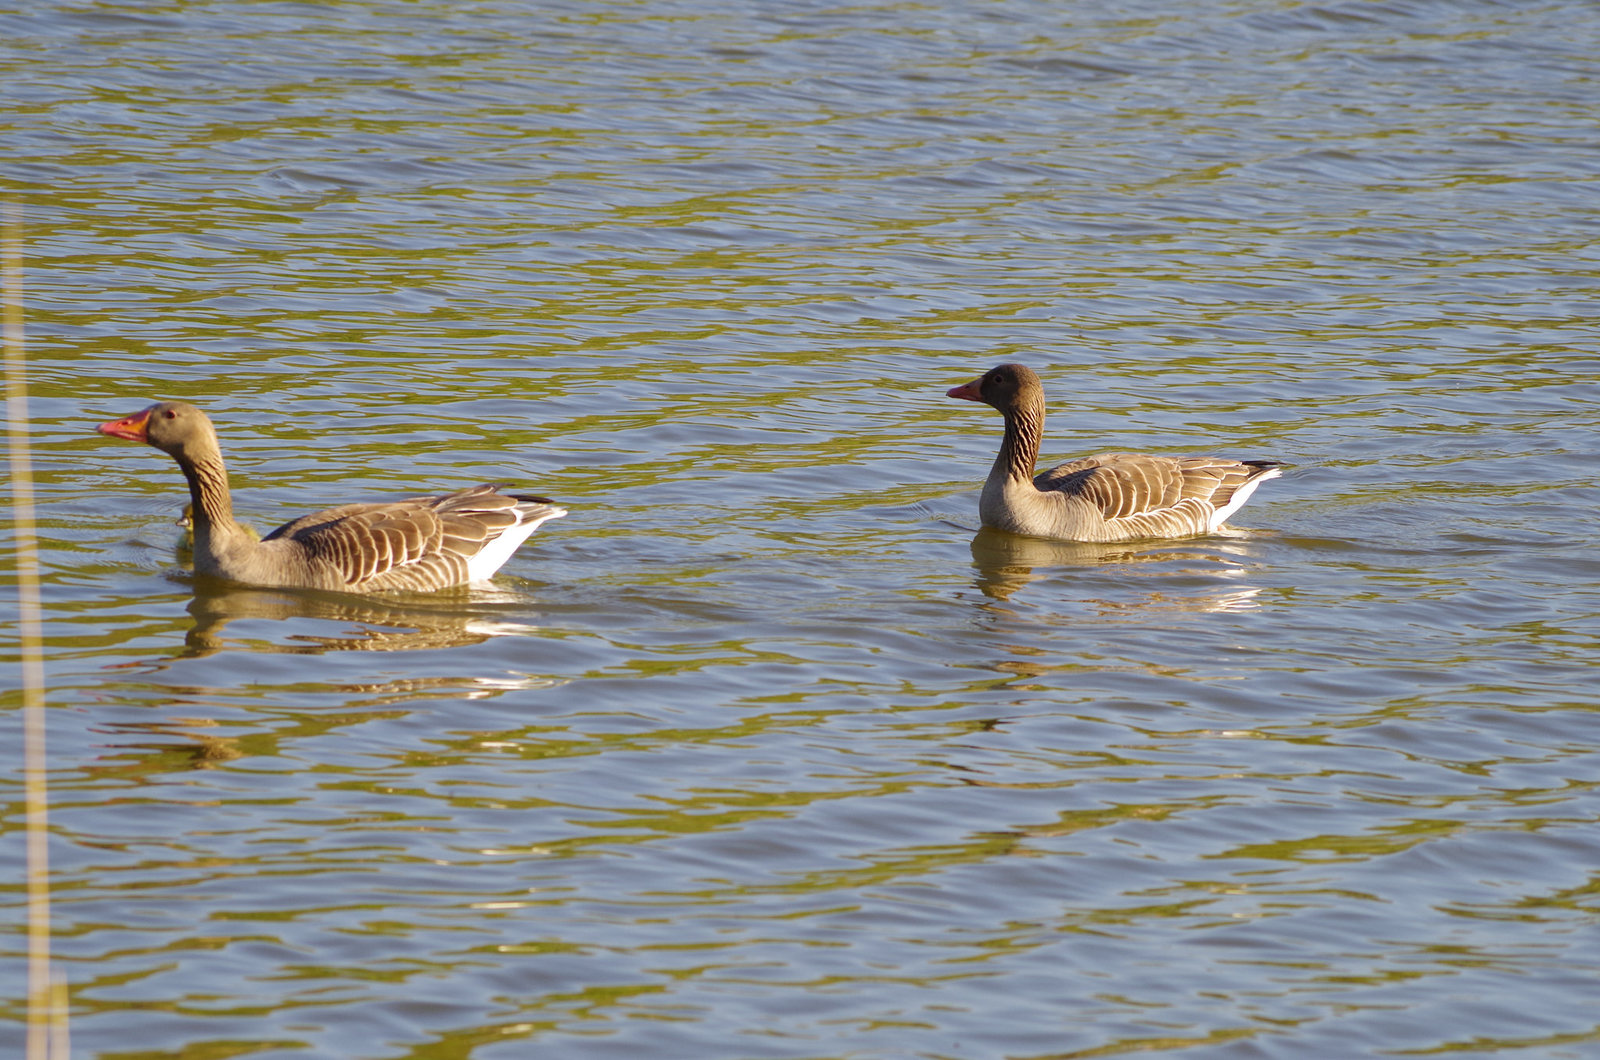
[164,409,177,419]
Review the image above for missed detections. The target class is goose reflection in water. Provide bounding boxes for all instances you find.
[95,714,246,771]
[92,716,246,775]
[967,526,1267,613]
[180,584,543,656]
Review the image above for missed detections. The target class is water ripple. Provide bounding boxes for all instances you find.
[5,0,1600,1057]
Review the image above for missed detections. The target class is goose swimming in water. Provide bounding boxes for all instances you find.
[98,401,566,592]
[947,363,1281,543]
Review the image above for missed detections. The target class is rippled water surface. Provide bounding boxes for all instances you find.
[4,1,1599,1057]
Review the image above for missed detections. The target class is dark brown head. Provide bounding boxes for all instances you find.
[946,363,1043,412]
[97,401,221,462]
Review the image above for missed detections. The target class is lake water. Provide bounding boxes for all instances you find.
[3,1,1599,1057]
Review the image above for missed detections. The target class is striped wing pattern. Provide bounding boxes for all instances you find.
[1034,454,1275,538]
[266,484,549,592]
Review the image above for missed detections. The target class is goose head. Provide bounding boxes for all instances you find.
[98,401,221,463]
[947,363,1043,413]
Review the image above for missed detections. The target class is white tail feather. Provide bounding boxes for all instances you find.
[465,505,567,582]
[1207,468,1281,531]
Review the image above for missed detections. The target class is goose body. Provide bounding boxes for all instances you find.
[948,364,1280,543]
[98,401,565,593]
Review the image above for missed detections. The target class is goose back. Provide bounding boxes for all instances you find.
[257,485,566,592]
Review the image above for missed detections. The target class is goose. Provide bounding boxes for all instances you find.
[98,401,566,592]
[947,363,1281,542]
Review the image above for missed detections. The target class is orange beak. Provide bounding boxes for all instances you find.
[947,379,983,401]
[98,406,154,442]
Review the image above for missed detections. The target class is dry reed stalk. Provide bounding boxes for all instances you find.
[5,201,68,1060]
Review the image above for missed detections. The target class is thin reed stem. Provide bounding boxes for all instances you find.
[5,201,68,1060]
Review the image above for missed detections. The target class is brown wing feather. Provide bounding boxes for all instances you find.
[264,484,539,592]
[1034,453,1188,520]
[1034,453,1277,538]
[1174,458,1242,504]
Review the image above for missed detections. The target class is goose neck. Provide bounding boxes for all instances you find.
[180,451,236,536]
[995,398,1044,483]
